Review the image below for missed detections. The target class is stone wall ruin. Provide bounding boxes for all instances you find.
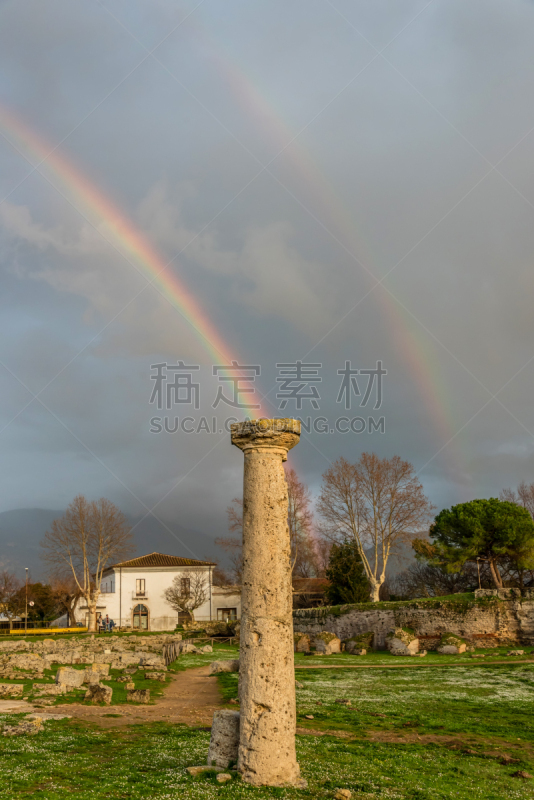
[293,592,534,650]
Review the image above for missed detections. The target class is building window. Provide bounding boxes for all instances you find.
[217,608,237,621]
[180,577,190,596]
[136,579,146,596]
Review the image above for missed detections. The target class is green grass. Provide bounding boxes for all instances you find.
[2,639,534,797]
[168,643,239,674]
[0,713,533,799]
[294,646,534,667]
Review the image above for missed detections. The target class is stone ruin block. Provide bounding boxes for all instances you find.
[0,640,30,653]
[42,653,64,665]
[139,654,165,667]
[85,684,112,705]
[144,672,166,682]
[3,718,43,737]
[55,667,85,689]
[9,654,45,671]
[83,663,110,684]
[209,659,240,675]
[294,633,310,653]
[437,633,467,655]
[127,688,150,704]
[311,632,341,655]
[386,628,419,656]
[0,683,23,698]
[177,643,198,655]
[344,632,374,653]
[475,588,521,600]
[207,710,240,769]
[33,684,65,696]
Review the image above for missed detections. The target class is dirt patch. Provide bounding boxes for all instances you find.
[367,729,534,757]
[296,726,354,739]
[54,666,222,729]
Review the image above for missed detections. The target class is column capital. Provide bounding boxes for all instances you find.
[231,418,300,458]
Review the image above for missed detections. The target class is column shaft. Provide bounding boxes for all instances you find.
[231,420,303,787]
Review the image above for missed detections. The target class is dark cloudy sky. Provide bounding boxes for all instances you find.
[1,0,534,559]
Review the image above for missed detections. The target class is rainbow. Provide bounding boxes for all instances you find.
[192,25,463,475]
[0,103,266,418]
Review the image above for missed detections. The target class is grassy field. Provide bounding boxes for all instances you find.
[294,645,534,667]
[1,643,534,797]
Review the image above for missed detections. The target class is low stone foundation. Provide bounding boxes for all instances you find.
[293,595,534,650]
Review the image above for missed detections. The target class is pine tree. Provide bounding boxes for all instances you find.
[325,541,369,604]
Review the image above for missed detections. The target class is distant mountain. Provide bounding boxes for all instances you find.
[0,508,59,579]
[0,508,218,581]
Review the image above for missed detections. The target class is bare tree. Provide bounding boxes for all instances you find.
[318,454,434,602]
[501,482,534,519]
[314,536,332,578]
[163,569,208,623]
[391,561,483,599]
[286,467,317,577]
[0,570,23,629]
[49,576,82,626]
[219,471,321,580]
[215,498,244,583]
[41,495,132,632]
[211,564,232,586]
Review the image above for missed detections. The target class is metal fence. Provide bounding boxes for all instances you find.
[0,623,87,636]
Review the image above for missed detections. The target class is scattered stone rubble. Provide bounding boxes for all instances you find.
[209,659,240,674]
[85,684,113,705]
[144,671,166,681]
[2,717,44,737]
[127,689,150,704]
[386,628,420,656]
[311,632,341,654]
[0,632,187,703]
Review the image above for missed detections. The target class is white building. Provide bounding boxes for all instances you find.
[75,552,241,631]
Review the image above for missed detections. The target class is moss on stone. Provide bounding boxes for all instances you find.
[386,627,417,647]
[293,592,507,620]
[440,632,467,646]
[344,632,374,649]
[314,631,339,644]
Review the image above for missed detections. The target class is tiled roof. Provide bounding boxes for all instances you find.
[110,552,216,569]
[292,578,330,593]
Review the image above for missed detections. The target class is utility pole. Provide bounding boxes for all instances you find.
[25,568,28,635]
[476,557,481,590]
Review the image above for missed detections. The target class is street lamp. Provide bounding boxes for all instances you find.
[25,568,28,635]
[476,558,481,590]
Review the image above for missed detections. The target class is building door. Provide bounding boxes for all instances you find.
[133,604,149,630]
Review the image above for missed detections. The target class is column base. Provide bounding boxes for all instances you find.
[240,771,308,789]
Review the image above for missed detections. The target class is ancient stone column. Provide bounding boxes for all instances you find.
[231,418,305,788]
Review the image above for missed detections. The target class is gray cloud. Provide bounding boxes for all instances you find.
[1,0,534,558]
